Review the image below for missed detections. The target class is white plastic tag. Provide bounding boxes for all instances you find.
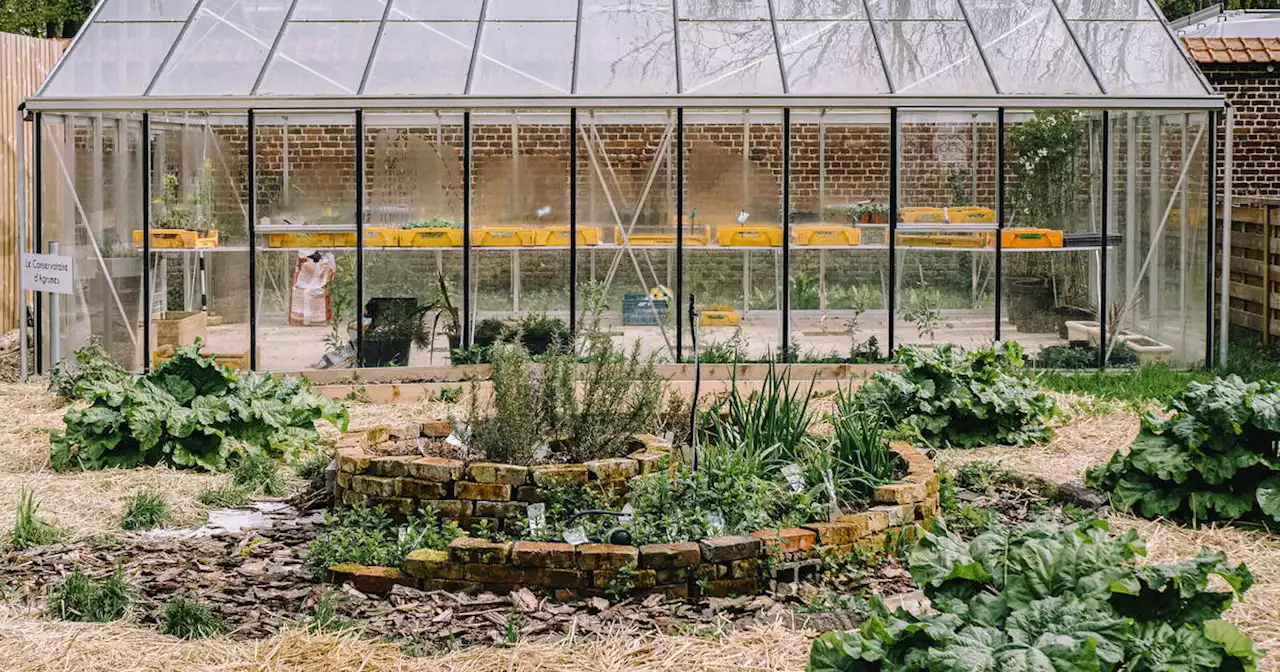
[737,211,750,224]
[782,464,806,493]
[527,503,547,537]
[619,503,634,526]
[706,511,725,536]
[563,526,589,546]
[823,469,840,522]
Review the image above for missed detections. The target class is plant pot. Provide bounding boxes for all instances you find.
[1064,320,1102,345]
[360,337,412,367]
[1054,307,1094,340]
[1119,334,1174,365]
[522,330,570,356]
[1004,277,1052,331]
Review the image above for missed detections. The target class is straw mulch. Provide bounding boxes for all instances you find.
[0,606,813,672]
[939,394,1280,670]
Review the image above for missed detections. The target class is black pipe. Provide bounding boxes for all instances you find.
[248,110,258,371]
[688,293,699,472]
[142,113,152,372]
[781,108,792,361]
[569,109,578,337]
[355,110,365,365]
[34,112,43,373]
[1099,112,1110,370]
[463,111,473,349]
[888,108,899,352]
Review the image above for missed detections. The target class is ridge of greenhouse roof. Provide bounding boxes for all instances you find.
[28,0,1221,110]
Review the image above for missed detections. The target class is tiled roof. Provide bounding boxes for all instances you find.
[1183,37,1280,63]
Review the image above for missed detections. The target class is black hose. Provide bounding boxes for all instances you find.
[689,293,700,472]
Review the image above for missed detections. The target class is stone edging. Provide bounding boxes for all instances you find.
[329,427,938,601]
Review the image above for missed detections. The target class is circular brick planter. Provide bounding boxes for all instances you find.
[329,423,939,601]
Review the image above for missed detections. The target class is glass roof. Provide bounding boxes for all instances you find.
[34,0,1216,104]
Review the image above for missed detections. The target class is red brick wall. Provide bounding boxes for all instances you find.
[1203,62,1280,200]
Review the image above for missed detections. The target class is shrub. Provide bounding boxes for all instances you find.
[1087,375,1280,525]
[50,343,348,473]
[120,489,169,531]
[305,505,462,578]
[198,484,249,508]
[47,337,129,402]
[231,450,287,496]
[855,343,1056,448]
[160,597,226,639]
[809,519,1259,672]
[46,569,131,622]
[10,488,63,550]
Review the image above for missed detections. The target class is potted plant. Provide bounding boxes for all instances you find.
[359,299,430,367]
[424,271,462,358]
[848,203,889,224]
[516,313,569,356]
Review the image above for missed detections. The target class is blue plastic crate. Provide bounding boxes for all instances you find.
[622,294,668,326]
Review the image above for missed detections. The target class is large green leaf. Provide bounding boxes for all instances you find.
[1255,475,1280,522]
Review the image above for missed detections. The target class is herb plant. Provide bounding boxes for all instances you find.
[305,505,462,578]
[160,597,227,639]
[1087,375,1280,525]
[856,343,1056,448]
[10,488,63,550]
[704,364,815,475]
[809,519,1259,672]
[50,343,348,473]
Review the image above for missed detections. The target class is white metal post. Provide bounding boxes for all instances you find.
[1220,106,1234,364]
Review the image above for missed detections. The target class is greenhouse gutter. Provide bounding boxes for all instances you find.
[23,94,1226,113]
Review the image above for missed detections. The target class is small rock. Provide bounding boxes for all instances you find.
[588,597,610,613]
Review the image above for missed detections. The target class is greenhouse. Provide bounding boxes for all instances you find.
[16,0,1228,373]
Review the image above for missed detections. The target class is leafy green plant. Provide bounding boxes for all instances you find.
[231,450,287,496]
[160,597,226,639]
[436,386,462,404]
[1087,375,1280,526]
[10,488,63,550]
[305,505,462,578]
[120,489,169,531]
[308,592,354,633]
[791,274,821,310]
[50,343,348,473]
[605,564,639,601]
[294,451,332,491]
[802,387,904,506]
[1007,110,1090,230]
[46,569,131,622]
[704,364,815,474]
[198,484,249,508]
[808,518,1259,672]
[47,337,129,402]
[901,283,952,342]
[856,343,1056,448]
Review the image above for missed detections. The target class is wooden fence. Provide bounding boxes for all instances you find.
[1225,199,1280,341]
[0,32,63,333]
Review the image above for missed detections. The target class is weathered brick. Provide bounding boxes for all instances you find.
[629,450,668,474]
[593,568,657,590]
[698,536,762,563]
[328,564,416,595]
[335,469,353,490]
[924,473,941,495]
[403,549,462,580]
[751,528,817,555]
[802,522,861,546]
[362,426,390,447]
[639,542,702,569]
[832,513,875,540]
[475,500,528,519]
[455,481,511,501]
[420,578,479,593]
[630,433,673,453]
[531,464,589,488]
[420,419,453,437]
[578,544,639,571]
[870,503,915,527]
[514,485,543,503]
[423,499,472,519]
[336,447,371,474]
[463,564,535,584]
[468,462,530,485]
[873,482,928,505]
[396,478,449,499]
[339,489,366,506]
[388,423,422,440]
[351,474,397,497]
[585,458,639,482]
[448,537,511,564]
[700,578,758,598]
[511,541,578,568]
[653,567,695,584]
[916,494,941,521]
[527,567,588,589]
[640,583,690,600]
[856,531,890,554]
[407,457,464,482]
[728,558,762,580]
[367,496,416,516]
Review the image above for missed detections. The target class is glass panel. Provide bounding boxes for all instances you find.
[682,109,783,362]
[487,0,579,20]
[361,112,466,367]
[789,110,891,363]
[1055,0,1158,20]
[679,0,770,20]
[470,111,572,360]
[577,4,678,95]
[41,22,183,97]
[874,20,996,95]
[778,21,890,94]
[775,0,865,20]
[147,113,252,370]
[1073,21,1207,96]
[578,109,678,360]
[254,112,357,372]
[364,22,476,95]
[895,110,998,349]
[95,0,195,21]
[257,22,381,95]
[967,0,1099,95]
[471,22,576,94]
[40,114,147,370]
[150,0,293,95]
[291,0,387,21]
[866,0,962,20]
[679,21,783,95]
[391,0,483,20]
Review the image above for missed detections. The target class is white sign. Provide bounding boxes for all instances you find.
[22,253,73,295]
[527,503,547,538]
[782,464,806,493]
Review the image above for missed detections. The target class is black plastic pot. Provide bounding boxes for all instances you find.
[360,337,412,367]
[521,330,570,356]
[1005,277,1056,333]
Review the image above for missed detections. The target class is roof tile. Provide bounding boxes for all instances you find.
[1183,36,1280,64]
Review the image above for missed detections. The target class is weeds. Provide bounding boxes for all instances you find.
[293,451,332,491]
[46,569,131,622]
[47,336,129,402]
[231,451,287,496]
[120,489,169,531]
[10,489,63,550]
[704,364,814,474]
[436,386,462,404]
[308,592,354,633]
[305,506,462,578]
[198,484,250,508]
[160,597,226,639]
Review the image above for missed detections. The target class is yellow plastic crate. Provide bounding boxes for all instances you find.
[362,227,400,247]
[792,226,861,246]
[897,233,992,249]
[1001,228,1063,248]
[398,228,463,247]
[903,207,946,223]
[948,207,996,224]
[717,226,783,247]
[475,227,536,247]
[699,305,741,327]
[536,226,601,246]
[620,226,710,246]
[133,229,219,249]
[266,232,334,248]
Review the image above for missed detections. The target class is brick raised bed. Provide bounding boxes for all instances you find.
[331,425,939,601]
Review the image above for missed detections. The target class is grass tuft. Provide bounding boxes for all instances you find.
[46,568,131,622]
[198,484,250,508]
[10,489,64,550]
[232,451,287,496]
[120,489,170,531]
[160,597,226,639]
[293,451,332,492]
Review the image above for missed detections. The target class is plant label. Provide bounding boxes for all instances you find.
[782,464,806,493]
[527,503,547,537]
[823,469,840,522]
[562,526,588,546]
[536,206,553,218]
[619,503,634,525]
[706,511,725,535]
[21,253,73,295]
[737,211,750,224]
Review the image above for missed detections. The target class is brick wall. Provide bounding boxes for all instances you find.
[1203,62,1280,199]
